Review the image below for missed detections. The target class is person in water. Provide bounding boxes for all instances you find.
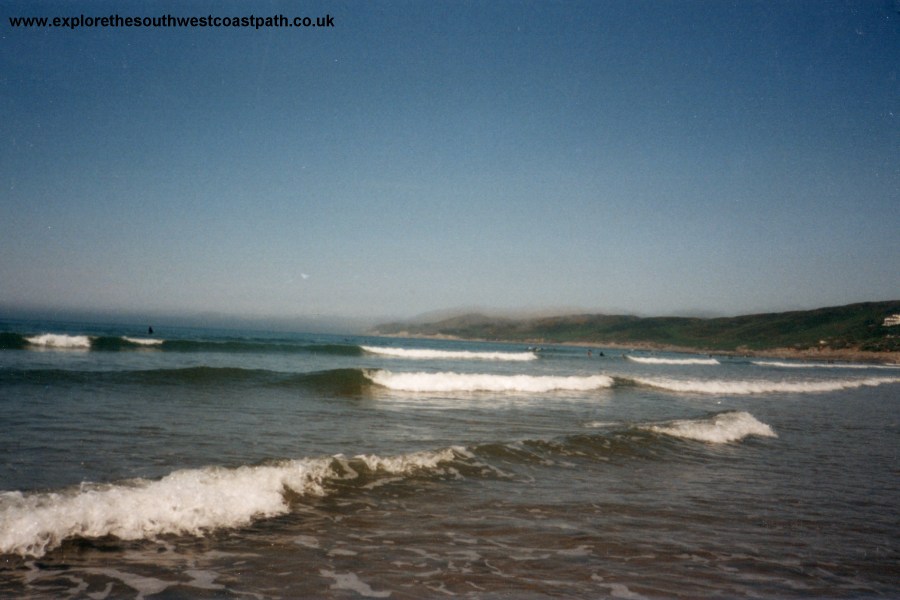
[148,326,154,335]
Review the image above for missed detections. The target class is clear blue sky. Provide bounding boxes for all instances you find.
[2,0,898,326]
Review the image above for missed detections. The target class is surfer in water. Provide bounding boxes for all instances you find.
[148,326,154,335]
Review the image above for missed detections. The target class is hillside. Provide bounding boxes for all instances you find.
[373,301,900,354]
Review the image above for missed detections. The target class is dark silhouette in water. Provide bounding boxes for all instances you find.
[148,326,154,335]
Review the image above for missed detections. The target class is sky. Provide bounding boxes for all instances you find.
[1,0,898,328]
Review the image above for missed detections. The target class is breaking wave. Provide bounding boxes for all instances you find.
[364,370,615,393]
[121,336,164,346]
[639,411,777,443]
[362,345,537,361]
[752,360,900,370]
[1,332,364,355]
[0,409,778,558]
[17,333,165,351]
[8,365,894,398]
[629,375,900,395]
[0,448,466,558]
[24,334,92,349]
[626,355,720,365]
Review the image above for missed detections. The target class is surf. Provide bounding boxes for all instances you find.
[5,331,365,356]
[626,375,900,395]
[364,370,615,393]
[638,411,777,443]
[24,333,92,349]
[752,360,900,370]
[121,336,164,346]
[626,355,720,365]
[0,448,465,558]
[0,409,780,559]
[14,333,165,351]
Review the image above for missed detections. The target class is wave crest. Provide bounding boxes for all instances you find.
[121,336,164,346]
[641,411,777,443]
[24,334,92,349]
[626,355,720,365]
[0,409,788,559]
[362,346,537,361]
[0,448,462,558]
[365,370,615,393]
[752,360,899,370]
[631,376,900,395]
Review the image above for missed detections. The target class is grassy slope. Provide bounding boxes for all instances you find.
[374,301,900,352]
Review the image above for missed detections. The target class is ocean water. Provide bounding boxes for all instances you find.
[1,319,898,599]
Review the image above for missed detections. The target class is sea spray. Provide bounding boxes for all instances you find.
[640,411,777,443]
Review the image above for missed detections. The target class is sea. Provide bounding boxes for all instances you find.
[1,318,898,599]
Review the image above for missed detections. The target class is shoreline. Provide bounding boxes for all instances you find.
[373,332,900,365]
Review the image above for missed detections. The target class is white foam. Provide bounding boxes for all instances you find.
[25,334,92,349]
[584,421,619,429]
[122,337,164,346]
[353,447,461,472]
[294,535,320,549]
[643,411,777,443]
[626,355,720,365]
[365,370,615,393]
[362,346,537,361]
[592,575,648,599]
[0,448,459,558]
[320,570,391,598]
[631,376,900,395]
[752,360,899,370]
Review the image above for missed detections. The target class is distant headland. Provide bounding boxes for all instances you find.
[372,301,900,364]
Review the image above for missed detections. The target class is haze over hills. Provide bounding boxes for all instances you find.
[373,301,900,354]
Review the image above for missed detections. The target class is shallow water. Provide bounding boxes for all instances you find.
[1,320,898,598]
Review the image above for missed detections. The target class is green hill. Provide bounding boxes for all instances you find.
[373,301,900,353]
